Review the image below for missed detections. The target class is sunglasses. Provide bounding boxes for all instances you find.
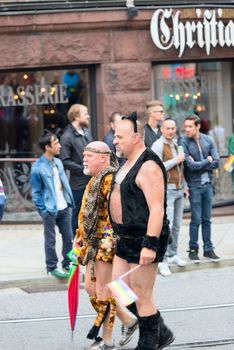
[122,111,138,133]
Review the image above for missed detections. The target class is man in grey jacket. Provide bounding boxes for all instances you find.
[60,104,93,236]
[179,114,220,262]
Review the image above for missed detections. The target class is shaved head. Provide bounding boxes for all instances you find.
[116,119,145,140]
[83,141,112,176]
[84,141,111,154]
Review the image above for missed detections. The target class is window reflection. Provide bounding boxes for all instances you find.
[0,68,90,157]
[153,60,234,204]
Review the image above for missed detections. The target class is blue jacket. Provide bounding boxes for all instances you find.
[30,155,74,217]
[179,133,219,188]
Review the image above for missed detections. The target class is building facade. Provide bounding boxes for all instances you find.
[0,1,233,220]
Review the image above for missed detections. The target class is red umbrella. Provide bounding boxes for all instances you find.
[68,263,80,340]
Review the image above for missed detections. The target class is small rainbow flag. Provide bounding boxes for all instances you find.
[107,278,138,306]
[224,155,234,173]
[107,265,140,306]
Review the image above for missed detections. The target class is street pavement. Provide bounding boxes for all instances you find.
[0,214,234,289]
[0,213,234,350]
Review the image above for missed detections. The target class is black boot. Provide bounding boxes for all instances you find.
[135,312,174,350]
[135,313,160,350]
[157,313,174,349]
[127,302,138,317]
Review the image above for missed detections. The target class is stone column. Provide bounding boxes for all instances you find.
[96,62,152,139]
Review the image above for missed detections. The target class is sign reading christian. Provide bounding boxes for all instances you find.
[150,8,234,57]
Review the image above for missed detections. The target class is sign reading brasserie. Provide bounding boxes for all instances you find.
[150,8,234,57]
[0,84,68,107]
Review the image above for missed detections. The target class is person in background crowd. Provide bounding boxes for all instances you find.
[227,133,234,188]
[74,141,137,350]
[103,112,122,152]
[151,118,187,276]
[63,69,80,108]
[30,133,74,279]
[179,114,220,262]
[0,178,6,222]
[144,100,164,148]
[60,104,93,236]
[109,113,174,350]
[103,111,124,165]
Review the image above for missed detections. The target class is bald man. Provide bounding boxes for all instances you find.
[74,141,137,350]
[109,114,174,350]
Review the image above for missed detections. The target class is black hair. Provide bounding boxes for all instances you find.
[38,132,58,152]
[185,114,201,126]
[122,111,138,132]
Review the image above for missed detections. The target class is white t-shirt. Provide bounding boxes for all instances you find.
[52,164,67,211]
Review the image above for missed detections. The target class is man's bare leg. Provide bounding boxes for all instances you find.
[95,261,114,345]
[130,263,157,316]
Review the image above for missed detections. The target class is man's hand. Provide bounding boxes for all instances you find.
[183,188,189,199]
[189,155,194,161]
[207,156,213,162]
[176,153,185,164]
[140,247,156,265]
[73,237,82,249]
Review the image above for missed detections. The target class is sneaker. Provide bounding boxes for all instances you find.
[119,318,138,346]
[204,250,220,262]
[96,341,116,350]
[188,249,200,263]
[48,268,68,279]
[63,265,70,272]
[83,337,103,350]
[168,255,187,267]
[158,262,171,277]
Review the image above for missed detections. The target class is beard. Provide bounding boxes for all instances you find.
[83,168,91,176]
[116,149,123,158]
[79,119,89,128]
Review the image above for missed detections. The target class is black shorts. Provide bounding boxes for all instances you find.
[115,233,170,264]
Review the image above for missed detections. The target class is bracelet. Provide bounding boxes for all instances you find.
[142,235,159,253]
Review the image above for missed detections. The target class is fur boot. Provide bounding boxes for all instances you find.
[87,296,116,340]
[135,311,174,350]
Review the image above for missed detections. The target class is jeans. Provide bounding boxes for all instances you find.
[166,189,184,257]
[0,196,6,222]
[42,207,73,272]
[72,188,86,237]
[0,205,4,222]
[189,183,213,252]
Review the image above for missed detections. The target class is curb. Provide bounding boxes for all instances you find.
[169,257,234,274]
[1,258,234,291]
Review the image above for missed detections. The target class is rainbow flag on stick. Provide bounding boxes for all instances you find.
[106,265,140,306]
[224,155,234,173]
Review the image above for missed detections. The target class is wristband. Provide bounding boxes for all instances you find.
[142,235,159,253]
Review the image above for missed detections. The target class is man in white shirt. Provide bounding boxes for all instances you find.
[30,133,74,279]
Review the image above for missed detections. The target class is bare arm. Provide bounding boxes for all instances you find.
[136,160,165,265]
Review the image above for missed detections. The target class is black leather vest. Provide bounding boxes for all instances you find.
[109,148,169,237]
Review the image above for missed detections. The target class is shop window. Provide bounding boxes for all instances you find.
[153,60,234,204]
[0,68,92,158]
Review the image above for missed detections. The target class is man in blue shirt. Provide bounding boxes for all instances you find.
[30,133,74,279]
[180,114,220,262]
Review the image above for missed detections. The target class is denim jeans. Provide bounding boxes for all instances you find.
[166,189,184,257]
[189,183,213,252]
[42,207,73,272]
[71,188,86,237]
[0,196,6,222]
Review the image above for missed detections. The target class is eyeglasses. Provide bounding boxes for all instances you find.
[122,111,138,133]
